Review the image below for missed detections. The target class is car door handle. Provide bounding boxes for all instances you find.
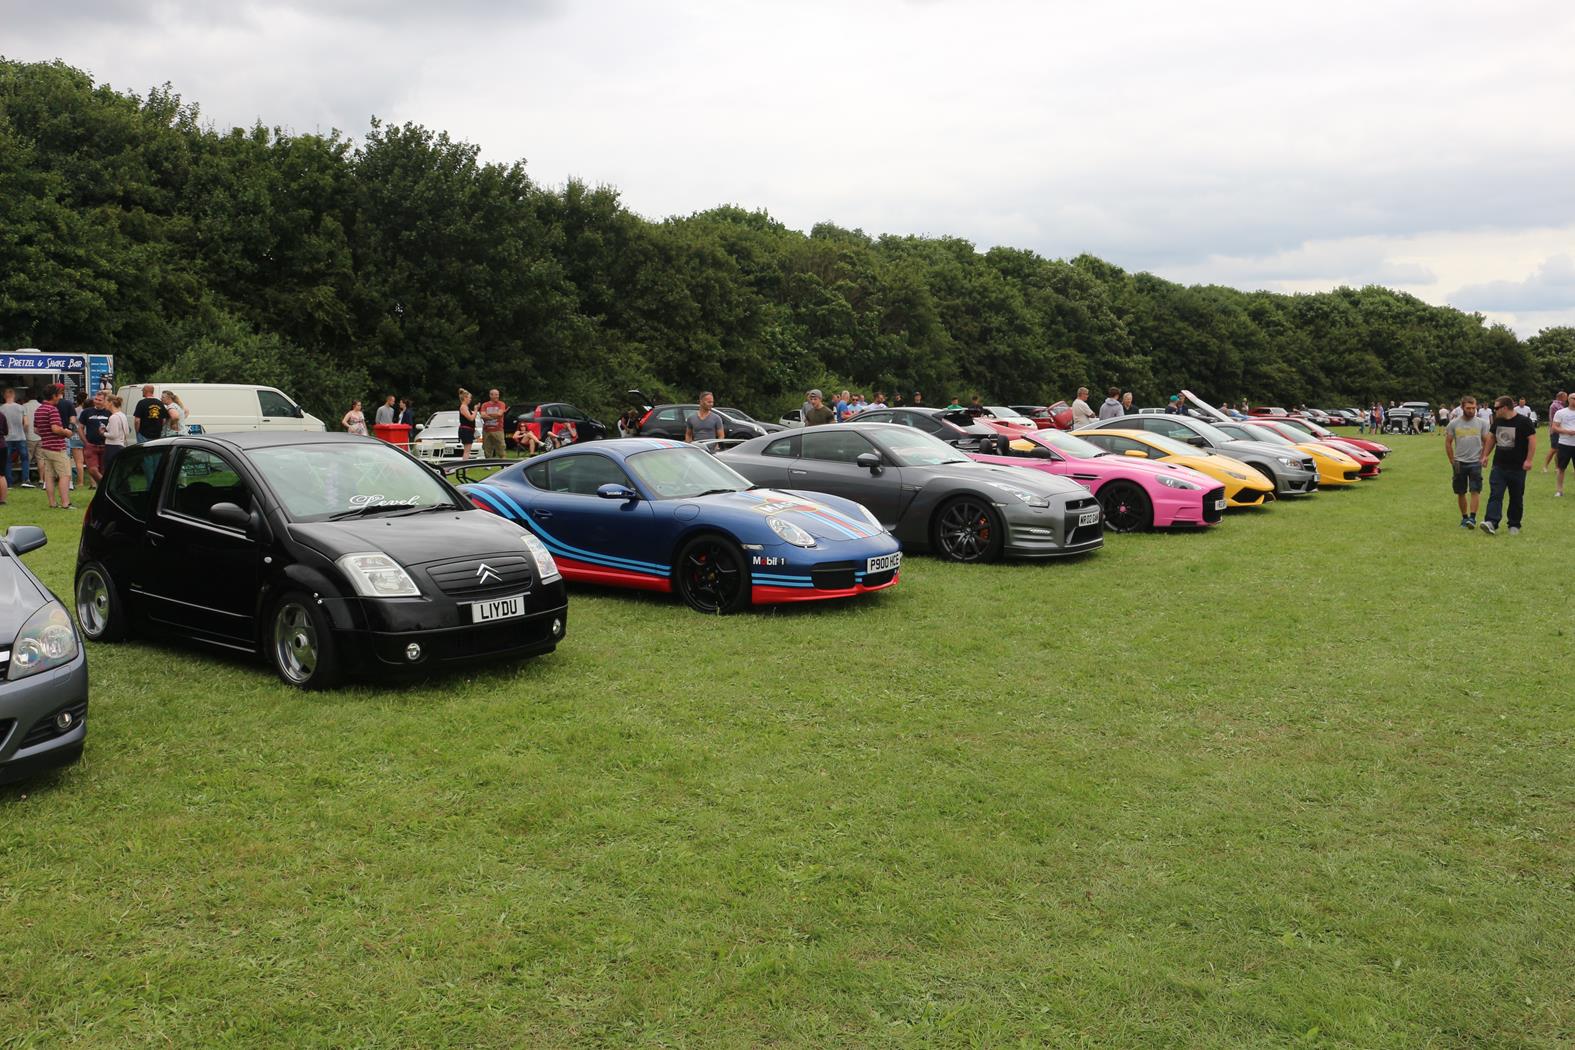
[147,530,164,547]
[532,509,553,520]
[789,469,807,476]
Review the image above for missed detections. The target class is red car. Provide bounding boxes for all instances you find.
[1249,406,1291,417]
[1272,416,1391,460]
[1009,403,1074,430]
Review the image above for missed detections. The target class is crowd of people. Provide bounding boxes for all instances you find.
[0,384,187,509]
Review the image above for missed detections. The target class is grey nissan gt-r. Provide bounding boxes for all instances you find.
[718,422,1103,562]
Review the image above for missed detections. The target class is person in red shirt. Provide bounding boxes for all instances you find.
[479,388,509,459]
[34,386,74,509]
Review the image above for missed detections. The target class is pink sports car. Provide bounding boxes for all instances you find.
[970,428,1227,532]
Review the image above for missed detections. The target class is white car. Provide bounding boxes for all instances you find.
[412,411,464,460]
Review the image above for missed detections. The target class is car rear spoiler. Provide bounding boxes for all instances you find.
[436,459,518,484]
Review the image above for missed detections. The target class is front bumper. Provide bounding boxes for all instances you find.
[1002,498,1104,558]
[0,653,89,784]
[1276,470,1320,495]
[321,583,569,675]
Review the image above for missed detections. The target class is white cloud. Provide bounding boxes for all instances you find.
[8,0,1575,333]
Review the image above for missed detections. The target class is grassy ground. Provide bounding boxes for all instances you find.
[1,434,1571,1047]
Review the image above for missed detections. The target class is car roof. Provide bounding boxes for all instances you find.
[149,431,371,451]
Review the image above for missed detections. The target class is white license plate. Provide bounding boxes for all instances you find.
[866,552,902,574]
[470,594,526,623]
[1078,510,1100,526]
[1214,499,1227,511]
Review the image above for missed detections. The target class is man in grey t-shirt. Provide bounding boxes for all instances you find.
[1444,396,1490,528]
[684,391,726,443]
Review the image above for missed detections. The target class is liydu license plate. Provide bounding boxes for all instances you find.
[471,595,526,623]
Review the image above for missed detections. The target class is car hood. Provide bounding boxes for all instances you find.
[1222,438,1307,461]
[287,508,530,566]
[927,460,1090,496]
[695,489,885,543]
[0,558,50,641]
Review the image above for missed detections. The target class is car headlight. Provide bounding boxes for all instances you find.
[989,483,1052,508]
[1156,475,1200,490]
[1275,456,1298,467]
[519,530,562,583]
[336,552,422,598]
[8,602,79,681]
[768,517,817,548]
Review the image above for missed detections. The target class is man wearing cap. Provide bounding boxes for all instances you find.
[802,390,835,427]
[1165,394,1182,415]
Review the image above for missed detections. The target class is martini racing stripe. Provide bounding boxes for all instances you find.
[469,485,670,576]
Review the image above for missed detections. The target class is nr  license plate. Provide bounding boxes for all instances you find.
[1078,510,1100,526]
[866,552,902,574]
[470,595,525,623]
[1214,499,1227,511]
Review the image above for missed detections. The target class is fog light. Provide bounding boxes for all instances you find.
[405,643,422,661]
[551,618,563,636]
[55,710,75,731]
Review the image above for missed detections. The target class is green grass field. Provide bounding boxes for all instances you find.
[2,435,1572,1047]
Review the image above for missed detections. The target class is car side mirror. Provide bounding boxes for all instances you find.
[855,451,883,474]
[1186,436,1206,447]
[209,502,253,531]
[291,405,304,418]
[4,525,47,556]
[597,483,639,501]
[414,423,425,434]
[1123,449,1149,458]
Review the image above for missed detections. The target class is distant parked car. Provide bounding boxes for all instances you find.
[779,408,804,428]
[850,406,1007,454]
[115,383,325,434]
[1248,406,1290,417]
[1,525,88,784]
[1007,404,1072,429]
[513,403,608,445]
[635,404,773,440]
[412,411,465,461]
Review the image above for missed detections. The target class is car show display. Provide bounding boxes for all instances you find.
[1066,429,1277,509]
[74,432,568,689]
[0,524,89,784]
[1080,411,1320,496]
[460,439,902,613]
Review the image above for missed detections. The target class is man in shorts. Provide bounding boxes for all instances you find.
[479,388,509,459]
[1553,396,1575,497]
[1444,395,1490,528]
[1546,392,1568,471]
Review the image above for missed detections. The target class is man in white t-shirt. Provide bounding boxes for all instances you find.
[1552,399,1575,497]
[1071,387,1094,429]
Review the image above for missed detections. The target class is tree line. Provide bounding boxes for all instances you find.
[3,58,1572,426]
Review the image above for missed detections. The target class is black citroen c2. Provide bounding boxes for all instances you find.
[74,432,568,688]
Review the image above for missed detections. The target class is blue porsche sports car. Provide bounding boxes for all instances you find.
[458,440,903,613]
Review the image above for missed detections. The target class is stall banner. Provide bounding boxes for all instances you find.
[3,351,87,372]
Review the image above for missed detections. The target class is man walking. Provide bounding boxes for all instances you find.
[802,390,835,427]
[684,391,726,443]
[1071,387,1094,428]
[1,388,29,488]
[79,391,111,485]
[479,388,509,458]
[1553,396,1575,496]
[1444,396,1490,528]
[1545,391,1568,471]
[1097,386,1123,419]
[375,395,397,426]
[1481,395,1536,535]
[34,386,73,509]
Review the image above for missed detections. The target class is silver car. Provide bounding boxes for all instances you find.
[720,422,1103,562]
[1,525,88,783]
[412,411,465,461]
[1080,413,1319,496]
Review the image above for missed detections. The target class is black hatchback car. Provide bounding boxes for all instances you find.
[74,433,569,688]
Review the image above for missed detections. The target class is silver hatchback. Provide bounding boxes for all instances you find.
[1,525,89,784]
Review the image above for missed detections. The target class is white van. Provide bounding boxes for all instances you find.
[115,383,326,434]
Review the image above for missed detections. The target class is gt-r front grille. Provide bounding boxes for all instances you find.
[1203,487,1226,523]
[426,555,533,599]
[811,562,857,590]
[18,702,86,750]
[1065,497,1098,512]
[1066,524,1102,546]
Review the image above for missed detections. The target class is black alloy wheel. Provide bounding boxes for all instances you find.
[932,497,1005,563]
[674,535,750,614]
[1097,482,1153,533]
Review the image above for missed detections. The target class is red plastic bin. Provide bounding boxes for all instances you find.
[372,422,412,449]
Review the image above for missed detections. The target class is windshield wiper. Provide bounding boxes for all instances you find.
[692,487,742,497]
[328,503,424,521]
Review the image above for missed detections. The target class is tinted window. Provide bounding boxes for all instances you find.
[857,411,896,425]
[800,430,876,463]
[257,389,297,417]
[168,448,254,524]
[524,460,549,488]
[654,407,685,424]
[103,445,170,521]
[763,435,799,458]
[1083,434,1146,455]
[913,414,945,433]
[544,454,632,495]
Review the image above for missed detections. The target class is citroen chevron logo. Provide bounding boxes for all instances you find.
[476,562,501,586]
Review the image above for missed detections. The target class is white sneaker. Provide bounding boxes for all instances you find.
[1509,527,1521,535]
[1557,491,1565,497]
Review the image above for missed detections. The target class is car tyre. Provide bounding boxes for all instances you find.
[674,535,751,614]
[1097,482,1153,533]
[931,496,1005,563]
[269,592,343,690]
[74,561,129,642]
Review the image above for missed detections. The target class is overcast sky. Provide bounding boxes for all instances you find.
[10,0,1575,334]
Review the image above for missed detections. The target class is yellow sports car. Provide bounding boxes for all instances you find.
[1076,429,1277,507]
[1217,421,1363,486]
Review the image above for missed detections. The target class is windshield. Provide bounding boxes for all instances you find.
[1028,430,1106,459]
[625,447,752,499]
[249,441,460,522]
[874,426,972,467]
[1129,432,1210,458]
[425,412,459,428]
[1278,419,1330,439]
[719,407,755,422]
[1238,424,1298,448]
